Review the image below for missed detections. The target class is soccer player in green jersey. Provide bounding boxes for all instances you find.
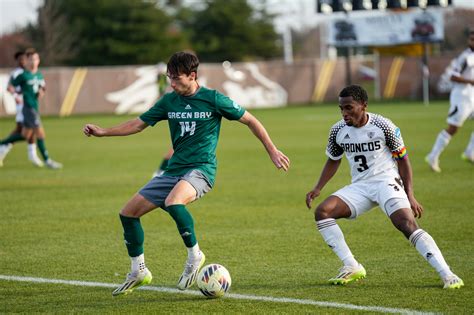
[83,51,290,296]
[6,50,62,169]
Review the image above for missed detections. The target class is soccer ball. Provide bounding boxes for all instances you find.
[197,264,231,298]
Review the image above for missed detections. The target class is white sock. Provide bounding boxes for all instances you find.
[409,229,452,279]
[464,132,474,158]
[187,243,201,261]
[428,130,451,159]
[317,219,359,267]
[27,143,38,160]
[131,253,146,273]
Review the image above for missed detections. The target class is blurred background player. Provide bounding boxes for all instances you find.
[5,49,62,169]
[0,51,30,166]
[425,30,474,172]
[83,51,290,296]
[306,85,463,289]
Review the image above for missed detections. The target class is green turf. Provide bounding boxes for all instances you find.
[0,101,472,313]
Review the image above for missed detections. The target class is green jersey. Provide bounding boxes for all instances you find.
[140,86,246,185]
[11,70,45,110]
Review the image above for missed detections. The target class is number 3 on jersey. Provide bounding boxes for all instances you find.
[354,155,369,172]
[179,121,196,136]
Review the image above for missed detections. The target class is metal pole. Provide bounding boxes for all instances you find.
[374,50,381,101]
[283,27,294,65]
[422,42,429,106]
[345,46,352,86]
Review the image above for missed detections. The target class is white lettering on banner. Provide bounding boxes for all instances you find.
[221,62,287,109]
[0,74,16,114]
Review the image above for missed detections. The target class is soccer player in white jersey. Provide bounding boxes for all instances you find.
[306,85,463,289]
[426,30,474,172]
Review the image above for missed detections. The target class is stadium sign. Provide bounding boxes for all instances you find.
[327,9,444,47]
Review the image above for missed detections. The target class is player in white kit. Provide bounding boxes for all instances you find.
[426,30,474,172]
[306,85,463,289]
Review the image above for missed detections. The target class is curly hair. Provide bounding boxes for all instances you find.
[339,85,368,104]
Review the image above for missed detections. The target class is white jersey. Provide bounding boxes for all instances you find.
[326,113,406,183]
[449,48,474,101]
[9,67,24,94]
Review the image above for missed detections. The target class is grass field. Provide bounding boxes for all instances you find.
[0,101,472,313]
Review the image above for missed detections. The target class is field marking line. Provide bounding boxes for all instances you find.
[0,274,435,314]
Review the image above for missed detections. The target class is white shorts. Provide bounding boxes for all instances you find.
[16,104,24,123]
[448,92,473,127]
[332,176,411,218]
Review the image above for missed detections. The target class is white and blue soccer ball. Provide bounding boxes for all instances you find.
[197,264,231,298]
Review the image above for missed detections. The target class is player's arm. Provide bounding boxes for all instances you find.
[305,158,341,209]
[238,111,290,171]
[396,156,423,218]
[450,74,474,85]
[83,118,148,137]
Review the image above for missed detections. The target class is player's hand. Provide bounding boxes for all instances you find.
[408,196,423,218]
[83,124,105,137]
[270,149,290,171]
[306,188,321,209]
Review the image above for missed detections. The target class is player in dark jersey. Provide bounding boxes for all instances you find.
[306,85,463,289]
[2,50,62,169]
[84,51,290,296]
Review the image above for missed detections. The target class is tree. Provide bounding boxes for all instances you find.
[180,0,282,62]
[25,0,186,66]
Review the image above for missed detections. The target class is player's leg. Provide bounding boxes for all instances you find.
[315,184,372,285]
[461,131,474,162]
[21,106,44,167]
[425,125,456,173]
[35,127,62,169]
[383,195,463,289]
[164,170,211,290]
[112,194,157,296]
[0,123,24,166]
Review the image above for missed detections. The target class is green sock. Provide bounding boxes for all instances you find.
[119,214,144,257]
[166,204,197,247]
[159,158,169,171]
[0,133,24,145]
[36,139,49,161]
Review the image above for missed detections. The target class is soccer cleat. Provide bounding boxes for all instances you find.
[328,264,366,285]
[29,155,44,167]
[425,155,441,173]
[443,274,464,289]
[461,153,474,164]
[112,268,153,296]
[177,251,206,290]
[45,159,63,169]
[0,144,13,167]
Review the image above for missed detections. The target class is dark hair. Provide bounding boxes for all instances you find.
[14,51,25,60]
[167,51,199,77]
[25,48,37,57]
[339,85,368,104]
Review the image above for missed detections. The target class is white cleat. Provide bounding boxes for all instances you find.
[112,268,153,296]
[45,159,63,169]
[177,251,206,290]
[443,274,464,289]
[29,155,44,167]
[0,144,13,167]
[425,155,441,173]
[461,153,474,164]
